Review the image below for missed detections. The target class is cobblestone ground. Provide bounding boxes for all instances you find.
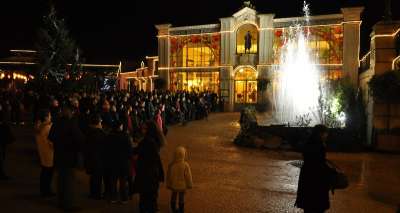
[1,113,399,213]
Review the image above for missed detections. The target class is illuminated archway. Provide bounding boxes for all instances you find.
[234,66,258,104]
[236,24,258,54]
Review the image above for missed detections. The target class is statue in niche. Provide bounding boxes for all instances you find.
[244,31,252,53]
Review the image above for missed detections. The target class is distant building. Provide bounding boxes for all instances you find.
[118,56,159,92]
[156,4,363,111]
[0,49,121,90]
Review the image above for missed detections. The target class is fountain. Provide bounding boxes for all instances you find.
[273,1,322,126]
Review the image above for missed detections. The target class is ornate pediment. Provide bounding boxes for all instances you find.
[233,6,257,23]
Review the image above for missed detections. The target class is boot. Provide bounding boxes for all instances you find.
[178,203,184,213]
[170,201,177,213]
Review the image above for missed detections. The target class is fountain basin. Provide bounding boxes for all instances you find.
[234,109,365,152]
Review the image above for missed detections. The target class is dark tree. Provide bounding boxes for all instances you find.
[35,5,81,91]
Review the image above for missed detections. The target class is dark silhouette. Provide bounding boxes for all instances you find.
[48,106,85,211]
[295,125,334,213]
[104,120,132,203]
[83,114,107,200]
[244,31,252,53]
[134,121,165,213]
[0,121,15,180]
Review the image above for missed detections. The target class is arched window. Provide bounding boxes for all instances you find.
[182,43,216,67]
[236,24,258,54]
[234,67,257,104]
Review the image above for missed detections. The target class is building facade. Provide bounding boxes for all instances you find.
[359,20,400,150]
[118,56,159,92]
[156,4,363,111]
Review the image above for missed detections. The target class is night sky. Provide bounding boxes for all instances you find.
[0,0,399,65]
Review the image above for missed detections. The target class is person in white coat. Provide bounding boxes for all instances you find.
[35,109,55,197]
[167,146,193,213]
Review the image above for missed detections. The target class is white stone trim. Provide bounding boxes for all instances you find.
[170,24,220,31]
[273,14,343,23]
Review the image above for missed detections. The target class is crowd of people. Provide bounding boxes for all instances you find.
[0,89,221,129]
[0,88,217,212]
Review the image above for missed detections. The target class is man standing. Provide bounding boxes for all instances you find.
[0,121,15,180]
[48,106,84,211]
[83,114,106,200]
[244,31,252,54]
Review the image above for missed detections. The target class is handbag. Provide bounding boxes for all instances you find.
[327,160,349,190]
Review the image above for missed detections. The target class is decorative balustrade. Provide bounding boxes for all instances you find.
[359,51,371,73]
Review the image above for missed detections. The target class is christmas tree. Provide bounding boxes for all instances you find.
[36,5,81,89]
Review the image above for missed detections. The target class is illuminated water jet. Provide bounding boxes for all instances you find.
[273,1,322,126]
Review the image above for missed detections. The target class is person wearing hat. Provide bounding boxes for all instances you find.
[167,146,193,213]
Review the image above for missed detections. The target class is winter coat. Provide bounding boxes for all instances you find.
[48,117,85,168]
[35,121,54,167]
[134,136,164,193]
[155,113,163,133]
[146,101,155,120]
[84,127,107,175]
[104,130,132,177]
[101,111,114,130]
[167,146,193,192]
[295,138,334,211]
[0,123,15,159]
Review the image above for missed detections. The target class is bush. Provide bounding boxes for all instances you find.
[369,71,400,102]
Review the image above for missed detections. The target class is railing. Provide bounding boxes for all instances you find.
[393,55,400,70]
[359,51,371,73]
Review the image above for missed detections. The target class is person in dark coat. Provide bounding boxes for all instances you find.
[244,30,252,53]
[104,120,132,204]
[84,114,106,200]
[0,121,15,180]
[100,100,113,132]
[134,121,165,213]
[295,125,334,213]
[48,106,85,211]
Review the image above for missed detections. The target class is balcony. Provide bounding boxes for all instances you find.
[236,53,258,66]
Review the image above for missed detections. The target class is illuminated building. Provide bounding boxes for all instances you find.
[0,49,121,90]
[359,20,400,150]
[118,56,159,92]
[156,3,363,111]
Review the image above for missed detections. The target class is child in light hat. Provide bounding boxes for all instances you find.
[167,146,193,213]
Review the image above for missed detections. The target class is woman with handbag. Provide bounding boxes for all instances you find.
[295,125,335,213]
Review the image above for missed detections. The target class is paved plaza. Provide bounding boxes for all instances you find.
[1,113,399,212]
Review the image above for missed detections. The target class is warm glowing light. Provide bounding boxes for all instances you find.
[158,21,360,38]
[393,55,400,70]
[10,49,37,53]
[66,63,120,68]
[360,51,371,62]
[371,28,400,41]
[0,61,36,65]
[258,64,343,67]
[159,66,230,70]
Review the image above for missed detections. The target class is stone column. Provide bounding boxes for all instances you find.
[156,24,171,89]
[258,14,275,65]
[370,21,400,75]
[258,14,275,110]
[220,18,235,111]
[369,21,400,150]
[341,7,364,87]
